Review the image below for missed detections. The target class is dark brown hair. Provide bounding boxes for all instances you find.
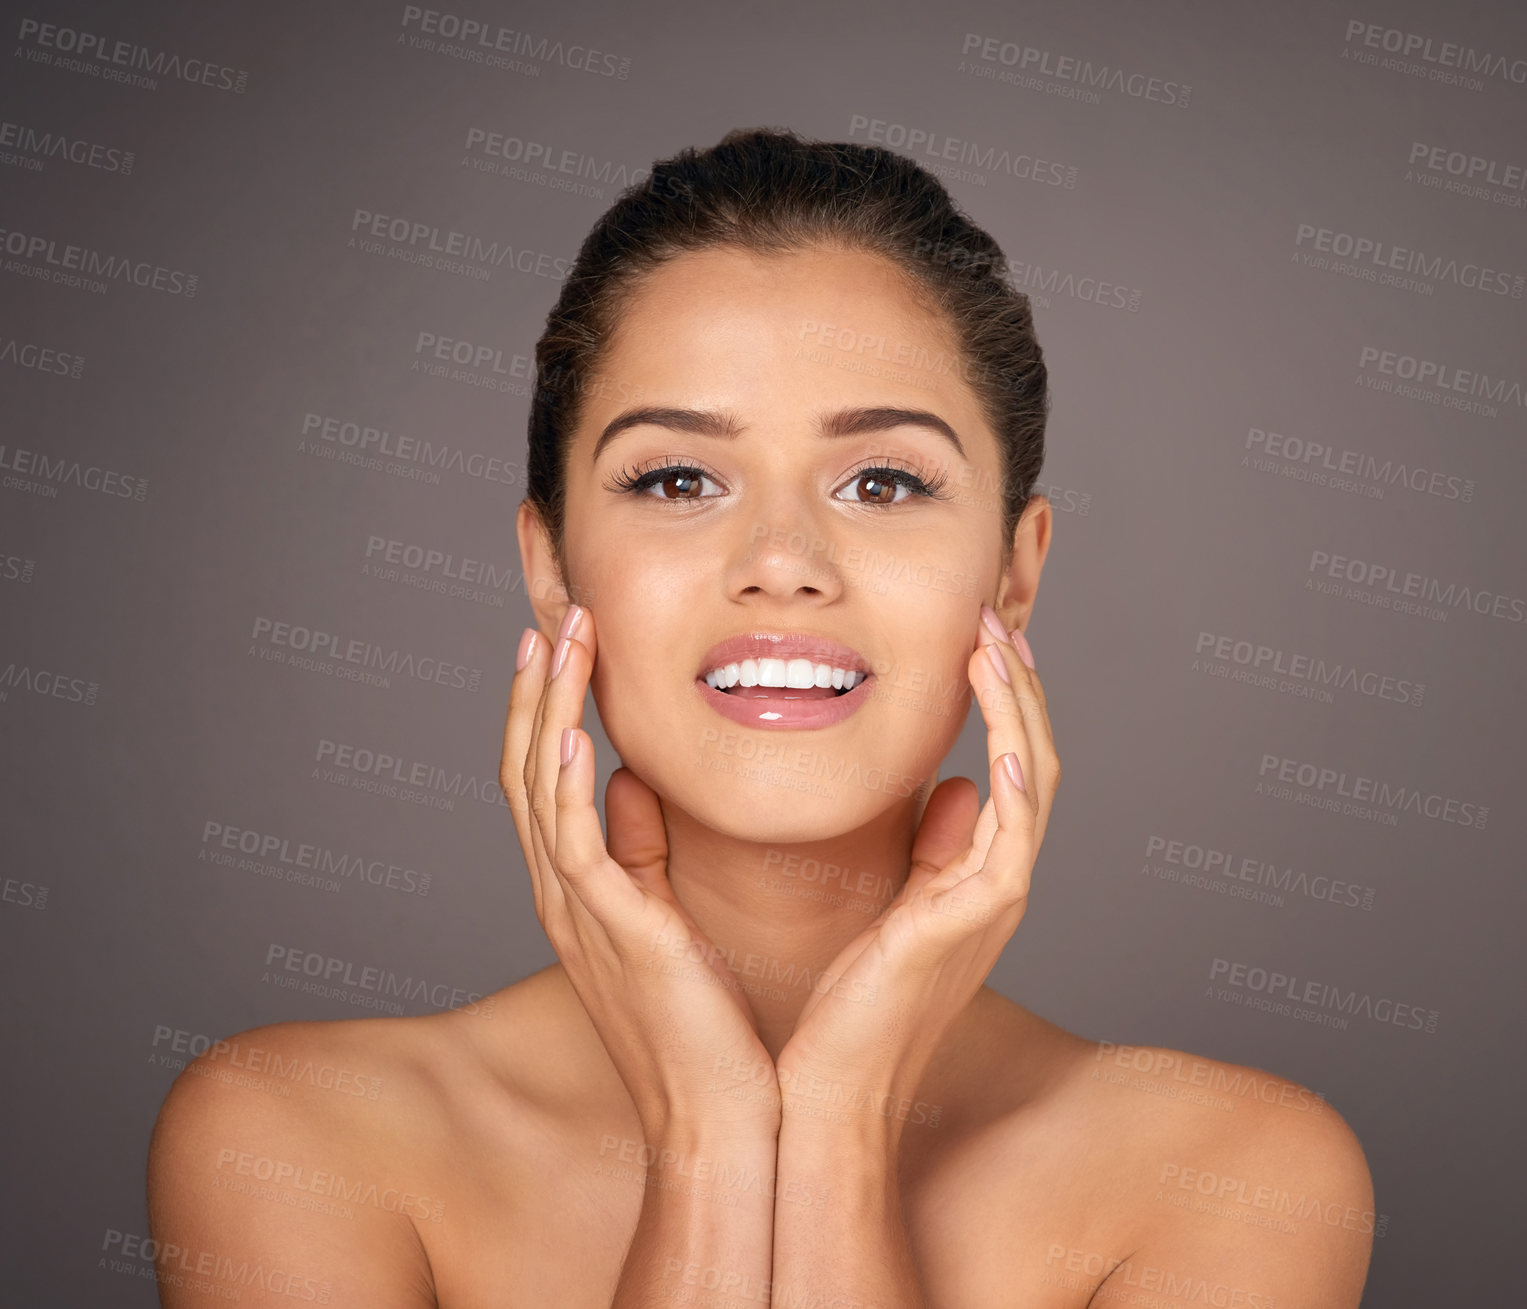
[525,125,1049,580]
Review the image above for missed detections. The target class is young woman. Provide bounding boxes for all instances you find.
[148,127,1374,1308]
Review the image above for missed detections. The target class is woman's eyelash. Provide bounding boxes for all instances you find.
[603,458,951,502]
[604,457,712,497]
[863,462,951,499]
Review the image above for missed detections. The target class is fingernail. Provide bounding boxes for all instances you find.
[516,627,538,671]
[1002,752,1025,793]
[979,603,1011,646]
[985,642,1012,685]
[561,727,577,768]
[556,604,583,645]
[553,636,571,679]
[1009,627,1035,670]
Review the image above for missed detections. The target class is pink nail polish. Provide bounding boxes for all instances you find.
[1002,752,1025,793]
[979,603,1011,646]
[561,727,577,767]
[556,605,583,645]
[553,636,571,679]
[1009,627,1035,670]
[516,628,538,671]
[985,642,1011,684]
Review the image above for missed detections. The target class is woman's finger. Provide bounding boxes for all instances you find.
[523,605,597,902]
[500,626,562,923]
[906,776,982,896]
[552,725,644,921]
[998,635,1061,853]
[964,624,1037,863]
[529,623,591,867]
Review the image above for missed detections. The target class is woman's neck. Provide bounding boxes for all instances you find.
[659,794,928,1060]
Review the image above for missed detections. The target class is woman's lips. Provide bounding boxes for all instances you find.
[695,672,875,728]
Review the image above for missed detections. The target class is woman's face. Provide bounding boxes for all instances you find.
[542,243,1037,842]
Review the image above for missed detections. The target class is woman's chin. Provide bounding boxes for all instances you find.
[643,763,918,845]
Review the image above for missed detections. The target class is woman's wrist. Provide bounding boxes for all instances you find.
[641,1109,782,1151]
[777,1095,907,1163]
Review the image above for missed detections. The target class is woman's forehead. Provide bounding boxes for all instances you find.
[588,247,983,431]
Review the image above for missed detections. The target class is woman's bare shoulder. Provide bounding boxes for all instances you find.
[150,964,567,1152]
[145,969,561,1306]
[1018,1013,1375,1304]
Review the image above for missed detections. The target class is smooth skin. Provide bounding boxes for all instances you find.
[147,245,1374,1307]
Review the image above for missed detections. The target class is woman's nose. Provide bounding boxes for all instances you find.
[724,513,847,602]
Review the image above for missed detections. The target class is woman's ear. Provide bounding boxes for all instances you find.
[515,499,573,638]
[995,493,1053,634]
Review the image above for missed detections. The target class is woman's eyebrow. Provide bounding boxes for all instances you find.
[591,405,965,462]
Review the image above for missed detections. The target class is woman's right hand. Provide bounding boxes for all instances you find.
[499,604,781,1142]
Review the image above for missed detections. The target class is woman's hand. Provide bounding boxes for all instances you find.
[773,603,1059,1119]
[499,604,782,1141]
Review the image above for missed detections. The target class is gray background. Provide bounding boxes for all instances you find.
[2,0,1524,1302]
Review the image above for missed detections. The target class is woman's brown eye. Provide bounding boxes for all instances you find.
[856,475,897,504]
[660,473,703,499]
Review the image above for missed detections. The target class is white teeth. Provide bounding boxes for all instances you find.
[703,657,865,690]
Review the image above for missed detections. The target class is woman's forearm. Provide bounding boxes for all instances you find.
[772,1108,925,1309]
[609,1123,779,1309]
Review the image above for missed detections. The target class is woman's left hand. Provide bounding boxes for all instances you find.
[774,604,1059,1118]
